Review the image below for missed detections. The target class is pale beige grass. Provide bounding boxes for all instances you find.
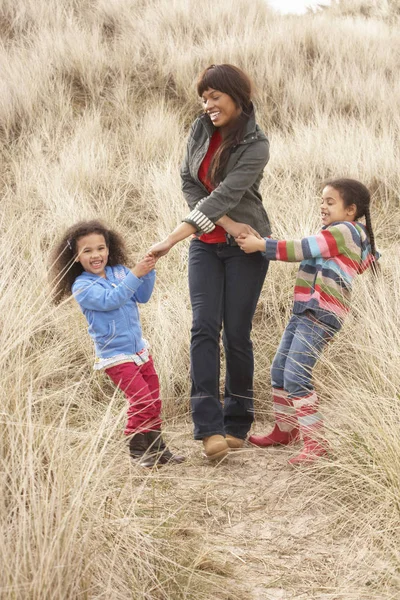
[0,0,399,597]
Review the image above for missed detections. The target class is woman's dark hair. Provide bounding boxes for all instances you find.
[197,64,253,184]
[323,178,377,258]
[49,220,128,303]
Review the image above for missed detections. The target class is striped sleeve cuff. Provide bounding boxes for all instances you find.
[183,209,215,234]
[264,238,279,260]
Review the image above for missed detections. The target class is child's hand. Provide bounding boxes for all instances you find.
[132,255,156,278]
[224,221,262,239]
[236,233,266,254]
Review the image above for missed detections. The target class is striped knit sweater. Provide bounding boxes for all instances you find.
[264,221,376,330]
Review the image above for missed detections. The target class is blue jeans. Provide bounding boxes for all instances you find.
[188,238,269,440]
[271,313,336,398]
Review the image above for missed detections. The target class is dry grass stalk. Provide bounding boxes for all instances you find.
[0,0,399,597]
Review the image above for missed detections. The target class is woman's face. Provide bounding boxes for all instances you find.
[201,88,242,130]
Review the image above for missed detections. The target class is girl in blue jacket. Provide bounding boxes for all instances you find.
[50,220,184,468]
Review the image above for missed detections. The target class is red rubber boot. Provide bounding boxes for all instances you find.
[288,392,328,466]
[249,388,300,447]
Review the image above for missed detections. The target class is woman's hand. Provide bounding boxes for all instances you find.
[216,216,262,240]
[148,239,173,258]
[132,255,157,278]
[148,223,197,259]
[236,233,266,254]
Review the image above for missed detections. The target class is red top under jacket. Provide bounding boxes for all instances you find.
[197,130,226,244]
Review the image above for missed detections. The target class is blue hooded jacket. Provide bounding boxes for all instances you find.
[72,265,155,360]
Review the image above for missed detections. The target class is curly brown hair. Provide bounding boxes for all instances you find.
[49,220,128,304]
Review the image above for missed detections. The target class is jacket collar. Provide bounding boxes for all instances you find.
[77,265,113,281]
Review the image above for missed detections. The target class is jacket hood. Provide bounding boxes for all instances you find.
[351,222,379,274]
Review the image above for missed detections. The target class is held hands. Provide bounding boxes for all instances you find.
[144,223,264,258]
[147,238,173,259]
[132,254,157,278]
[223,221,263,240]
[147,223,196,258]
[236,233,266,254]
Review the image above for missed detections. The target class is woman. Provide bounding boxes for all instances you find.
[150,64,271,460]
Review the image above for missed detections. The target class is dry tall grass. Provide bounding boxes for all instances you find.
[1,0,399,597]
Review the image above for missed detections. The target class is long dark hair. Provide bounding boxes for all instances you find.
[197,64,253,185]
[49,220,128,303]
[323,178,377,257]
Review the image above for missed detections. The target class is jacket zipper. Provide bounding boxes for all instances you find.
[120,302,136,354]
[109,277,137,354]
[192,119,259,186]
[193,135,211,188]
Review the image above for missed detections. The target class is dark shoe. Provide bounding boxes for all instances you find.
[146,430,186,465]
[138,453,160,468]
[127,432,160,468]
[128,433,149,459]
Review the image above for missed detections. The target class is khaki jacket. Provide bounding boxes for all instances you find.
[181,108,272,237]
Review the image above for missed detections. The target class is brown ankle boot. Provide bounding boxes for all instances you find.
[202,435,229,460]
[225,434,245,449]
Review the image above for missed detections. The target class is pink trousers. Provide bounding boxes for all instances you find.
[105,357,162,435]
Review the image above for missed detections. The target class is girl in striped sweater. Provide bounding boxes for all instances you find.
[237,178,378,465]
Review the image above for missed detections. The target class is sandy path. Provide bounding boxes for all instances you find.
[148,423,393,600]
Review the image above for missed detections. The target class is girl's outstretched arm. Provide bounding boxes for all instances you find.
[237,223,361,262]
[132,258,156,303]
[149,219,261,258]
[73,257,156,311]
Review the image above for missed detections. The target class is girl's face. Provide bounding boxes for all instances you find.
[201,87,242,130]
[320,186,356,227]
[75,233,109,278]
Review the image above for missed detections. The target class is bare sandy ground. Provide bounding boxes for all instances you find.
[141,422,396,600]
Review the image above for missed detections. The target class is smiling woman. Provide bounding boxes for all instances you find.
[149,64,272,461]
[201,88,241,129]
